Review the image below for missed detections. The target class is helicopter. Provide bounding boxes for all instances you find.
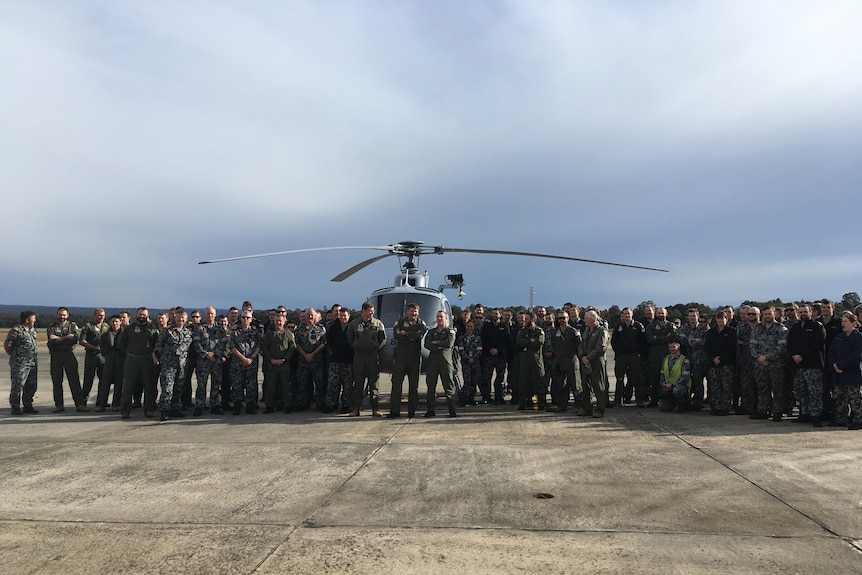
[199,240,667,372]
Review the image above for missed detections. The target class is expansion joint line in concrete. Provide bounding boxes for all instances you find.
[642,414,859,553]
[298,422,409,529]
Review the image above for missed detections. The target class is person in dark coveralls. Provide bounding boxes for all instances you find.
[578,310,608,417]
[388,303,427,418]
[95,314,124,412]
[118,307,159,419]
[261,313,296,414]
[423,310,458,418]
[4,310,39,415]
[46,307,89,412]
[78,307,107,407]
[516,311,546,411]
[347,302,387,417]
[546,310,581,412]
[610,307,645,407]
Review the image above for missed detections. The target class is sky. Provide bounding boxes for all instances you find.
[2,0,861,313]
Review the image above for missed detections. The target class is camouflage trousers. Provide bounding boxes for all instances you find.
[753,364,785,415]
[460,359,484,402]
[158,359,186,411]
[195,357,223,408]
[793,368,823,418]
[9,360,37,408]
[832,385,862,426]
[659,382,690,412]
[230,358,259,405]
[689,351,707,408]
[296,359,324,410]
[738,358,757,413]
[707,365,733,412]
[326,362,353,411]
[482,356,507,401]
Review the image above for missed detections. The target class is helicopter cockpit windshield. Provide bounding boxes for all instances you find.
[372,290,452,330]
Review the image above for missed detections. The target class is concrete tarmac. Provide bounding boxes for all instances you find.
[1,350,861,574]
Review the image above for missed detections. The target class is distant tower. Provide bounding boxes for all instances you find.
[529,286,534,310]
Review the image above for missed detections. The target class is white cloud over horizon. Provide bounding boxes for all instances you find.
[2,1,860,311]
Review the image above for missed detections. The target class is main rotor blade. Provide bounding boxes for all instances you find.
[436,247,669,273]
[331,254,395,282]
[198,246,391,265]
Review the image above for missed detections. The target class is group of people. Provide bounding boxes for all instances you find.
[610,301,862,429]
[5,299,862,429]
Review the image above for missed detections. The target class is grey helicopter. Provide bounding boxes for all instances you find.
[199,240,667,373]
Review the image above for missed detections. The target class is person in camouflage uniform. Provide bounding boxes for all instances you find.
[46,307,88,412]
[192,306,228,416]
[294,308,327,411]
[4,310,39,415]
[749,307,788,421]
[659,337,692,413]
[704,310,736,416]
[516,311,546,410]
[423,310,458,418]
[347,302,387,417]
[326,308,354,414]
[677,309,708,410]
[736,306,759,414]
[230,310,262,415]
[154,307,193,421]
[645,308,675,407]
[261,313,296,414]
[78,308,108,406]
[787,304,826,426]
[457,319,483,406]
[826,312,862,430]
[388,303,427,418]
[95,314,124,412]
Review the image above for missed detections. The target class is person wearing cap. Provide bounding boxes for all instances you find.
[659,336,691,413]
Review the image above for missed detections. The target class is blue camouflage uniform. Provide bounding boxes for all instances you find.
[193,322,228,411]
[230,326,261,410]
[456,332,483,405]
[156,325,193,413]
[677,322,708,409]
[295,323,327,410]
[5,324,38,411]
[659,353,691,412]
[750,321,788,418]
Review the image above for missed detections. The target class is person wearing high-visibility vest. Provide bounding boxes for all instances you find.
[659,336,692,413]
